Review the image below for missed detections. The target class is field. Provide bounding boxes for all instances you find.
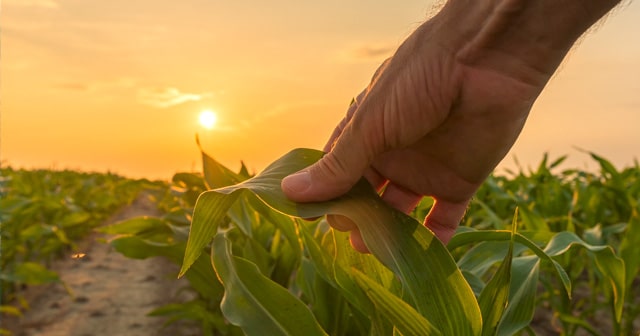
[1,149,639,336]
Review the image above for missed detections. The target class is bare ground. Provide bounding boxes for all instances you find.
[2,193,200,336]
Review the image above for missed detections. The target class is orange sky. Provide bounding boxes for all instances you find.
[2,0,639,180]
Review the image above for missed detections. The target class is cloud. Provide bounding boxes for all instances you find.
[351,45,395,60]
[335,43,396,63]
[48,79,214,109]
[3,0,59,8]
[137,87,212,109]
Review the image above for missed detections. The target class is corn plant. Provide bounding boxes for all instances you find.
[104,147,637,335]
[464,153,640,335]
[174,148,627,335]
[0,167,151,327]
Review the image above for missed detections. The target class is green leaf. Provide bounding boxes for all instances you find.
[517,206,549,232]
[181,190,241,277]
[183,148,482,336]
[211,233,327,336]
[248,193,302,259]
[478,214,515,336]
[457,240,527,276]
[351,269,442,336]
[542,231,626,322]
[449,230,572,299]
[197,135,244,189]
[496,257,540,336]
[587,151,621,181]
[557,313,601,336]
[172,172,206,190]
[619,208,640,291]
[299,221,393,336]
[98,216,170,235]
[332,230,396,293]
[0,305,22,317]
[60,211,91,228]
[298,221,377,317]
[2,262,60,285]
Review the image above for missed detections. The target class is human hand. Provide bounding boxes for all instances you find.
[281,0,620,252]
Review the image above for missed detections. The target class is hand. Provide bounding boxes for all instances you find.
[281,0,620,252]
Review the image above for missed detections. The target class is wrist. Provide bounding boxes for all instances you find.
[433,0,622,84]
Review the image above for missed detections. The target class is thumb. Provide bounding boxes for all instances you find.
[281,122,381,202]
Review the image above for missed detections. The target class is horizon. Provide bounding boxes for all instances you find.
[2,0,639,181]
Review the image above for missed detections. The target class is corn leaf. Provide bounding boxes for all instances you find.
[496,256,540,336]
[211,232,328,336]
[450,228,626,322]
[98,217,171,236]
[449,230,572,298]
[181,190,241,277]
[197,135,245,189]
[182,148,482,336]
[298,221,380,318]
[478,218,515,336]
[351,269,442,336]
[1,262,60,285]
[619,208,640,290]
[542,231,626,321]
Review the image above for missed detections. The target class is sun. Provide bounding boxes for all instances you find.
[199,110,218,129]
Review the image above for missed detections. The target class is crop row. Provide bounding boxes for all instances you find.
[103,149,639,336]
[0,167,155,321]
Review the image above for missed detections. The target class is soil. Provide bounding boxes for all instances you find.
[2,193,200,336]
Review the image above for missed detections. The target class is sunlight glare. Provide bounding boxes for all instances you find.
[199,110,218,129]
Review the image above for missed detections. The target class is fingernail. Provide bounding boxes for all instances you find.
[282,171,311,194]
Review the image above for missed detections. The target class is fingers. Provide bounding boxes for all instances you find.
[348,229,369,253]
[380,182,422,214]
[423,199,470,244]
[326,214,356,232]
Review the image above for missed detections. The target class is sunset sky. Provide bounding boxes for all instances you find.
[2,0,639,180]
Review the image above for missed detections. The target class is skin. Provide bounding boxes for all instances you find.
[282,0,622,252]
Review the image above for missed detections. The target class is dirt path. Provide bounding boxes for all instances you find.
[4,193,199,336]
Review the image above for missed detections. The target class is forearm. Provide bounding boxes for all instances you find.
[433,0,622,84]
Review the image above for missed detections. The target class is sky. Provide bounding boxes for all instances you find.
[1,0,639,180]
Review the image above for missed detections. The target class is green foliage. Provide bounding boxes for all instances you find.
[102,148,639,335]
[466,152,639,335]
[0,167,150,306]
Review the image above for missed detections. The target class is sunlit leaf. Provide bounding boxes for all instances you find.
[351,269,442,336]
[182,191,241,275]
[182,148,482,335]
[98,217,170,235]
[449,230,572,299]
[619,209,640,290]
[478,212,516,336]
[0,305,22,317]
[496,256,540,336]
[197,135,245,189]
[1,262,60,285]
[542,231,626,321]
[211,233,328,336]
